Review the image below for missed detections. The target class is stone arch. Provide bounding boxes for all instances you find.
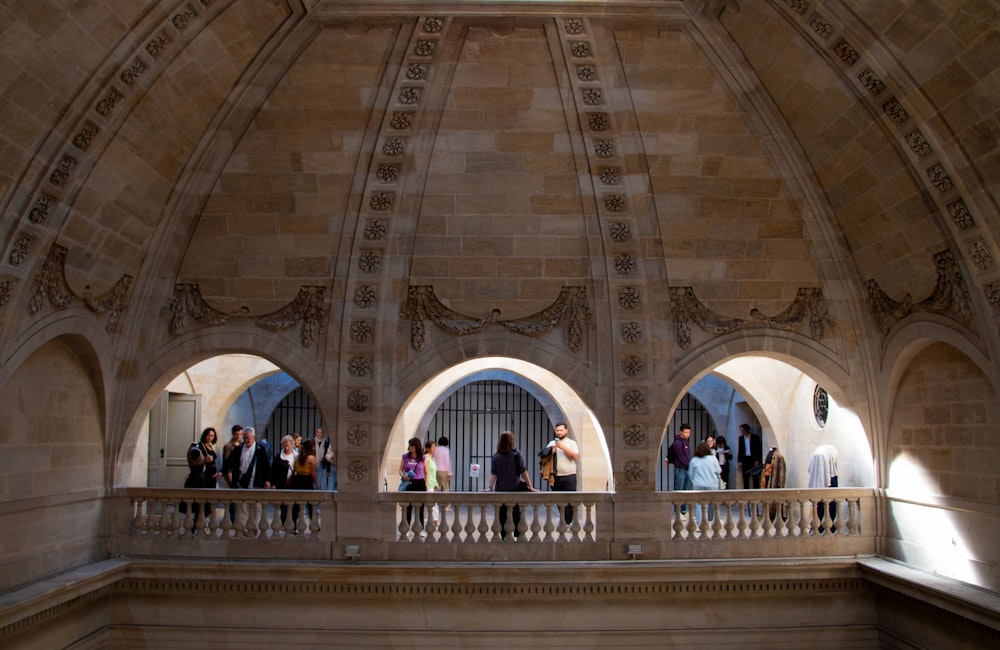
[381,356,613,492]
[659,334,874,489]
[112,329,329,486]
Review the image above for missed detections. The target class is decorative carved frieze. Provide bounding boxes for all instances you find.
[369,192,393,211]
[347,390,369,412]
[623,424,646,447]
[588,113,610,131]
[623,460,646,484]
[383,137,404,156]
[414,40,435,56]
[609,221,631,242]
[364,219,387,240]
[350,320,373,344]
[120,58,147,86]
[353,285,377,308]
[904,129,932,158]
[347,425,368,447]
[926,164,953,193]
[671,286,836,349]
[390,112,413,130]
[347,458,367,482]
[423,17,443,33]
[96,87,124,117]
[570,41,592,58]
[603,193,626,212]
[29,244,133,333]
[348,356,371,378]
[749,288,835,341]
[582,88,602,105]
[617,286,640,310]
[623,389,645,412]
[947,200,974,230]
[398,87,420,104]
[882,97,909,125]
[622,355,643,377]
[864,249,973,334]
[254,286,327,347]
[968,240,993,271]
[833,39,859,66]
[0,278,16,308]
[809,13,834,39]
[49,156,77,187]
[401,285,591,353]
[600,168,622,185]
[9,233,35,266]
[857,68,885,95]
[564,18,584,34]
[669,287,745,349]
[594,139,615,158]
[620,321,642,343]
[145,30,172,59]
[406,64,428,80]
[28,195,54,224]
[614,253,636,275]
[576,65,596,82]
[168,284,326,347]
[358,250,381,273]
[72,121,100,152]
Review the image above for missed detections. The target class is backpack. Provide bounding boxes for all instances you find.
[186,443,203,468]
[667,441,677,465]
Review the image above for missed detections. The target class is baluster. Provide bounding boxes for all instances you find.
[582,503,595,542]
[807,499,820,535]
[521,503,542,544]
[219,499,234,539]
[568,503,582,542]
[448,502,462,542]
[761,500,776,538]
[821,498,834,535]
[846,497,858,536]
[397,501,408,540]
[697,500,710,539]
[133,498,147,537]
[542,503,556,542]
[476,504,490,542]
[310,500,321,538]
[711,499,724,539]
[671,502,684,539]
[776,500,789,538]
[514,500,527,541]
[495,501,511,542]
[164,499,177,537]
[462,504,477,543]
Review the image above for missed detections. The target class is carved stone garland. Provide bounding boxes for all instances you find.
[669,286,834,349]
[29,243,133,333]
[401,285,592,352]
[864,249,973,335]
[168,284,327,347]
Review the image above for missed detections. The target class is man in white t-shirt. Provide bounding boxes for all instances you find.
[547,422,579,524]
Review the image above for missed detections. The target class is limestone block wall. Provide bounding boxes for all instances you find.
[885,342,1000,591]
[0,339,105,592]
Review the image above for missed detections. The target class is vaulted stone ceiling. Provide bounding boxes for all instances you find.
[0,1,997,479]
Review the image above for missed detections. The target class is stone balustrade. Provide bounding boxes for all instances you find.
[117,487,875,560]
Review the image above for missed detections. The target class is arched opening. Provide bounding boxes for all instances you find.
[140,354,327,488]
[660,355,875,491]
[381,356,613,492]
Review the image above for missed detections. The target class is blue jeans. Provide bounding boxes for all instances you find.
[673,467,693,514]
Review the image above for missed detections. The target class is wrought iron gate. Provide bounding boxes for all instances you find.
[426,380,554,492]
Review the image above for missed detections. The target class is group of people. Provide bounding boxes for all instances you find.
[665,422,764,494]
[397,423,581,536]
[184,424,338,493]
[182,424,337,532]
